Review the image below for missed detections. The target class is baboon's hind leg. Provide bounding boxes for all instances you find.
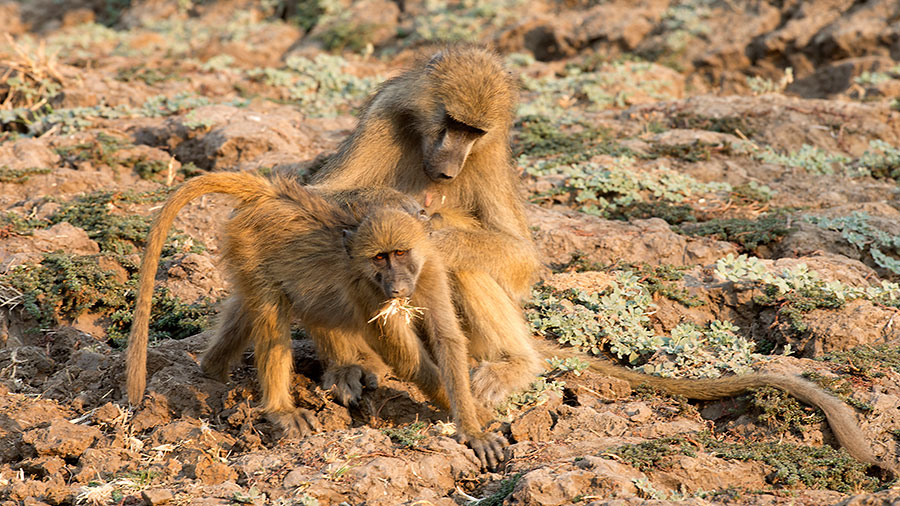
[454,270,542,405]
[201,295,253,382]
[249,294,320,437]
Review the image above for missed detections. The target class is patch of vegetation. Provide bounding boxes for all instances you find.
[679,212,793,252]
[527,273,755,378]
[0,166,51,183]
[820,343,900,379]
[245,54,377,117]
[747,67,794,96]
[0,253,128,331]
[669,114,756,137]
[611,432,879,493]
[749,386,825,434]
[807,212,900,276]
[0,212,46,237]
[756,144,850,175]
[382,421,427,448]
[753,273,844,335]
[730,181,775,203]
[611,435,698,472]
[115,65,173,85]
[518,58,678,120]
[404,0,524,45]
[48,191,152,254]
[616,263,704,307]
[55,133,131,168]
[853,140,900,180]
[44,188,191,255]
[801,372,873,412]
[607,200,697,225]
[132,158,169,181]
[646,140,732,163]
[475,473,523,506]
[528,157,731,219]
[0,252,215,346]
[719,253,900,309]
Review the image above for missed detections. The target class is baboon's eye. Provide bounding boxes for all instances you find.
[394,250,407,257]
[446,115,487,136]
[373,253,387,261]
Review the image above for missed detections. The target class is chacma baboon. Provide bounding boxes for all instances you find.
[124,171,506,468]
[303,43,894,474]
[307,44,544,407]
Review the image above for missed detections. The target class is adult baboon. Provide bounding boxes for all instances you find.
[308,44,544,406]
[302,43,895,474]
[125,171,506,468]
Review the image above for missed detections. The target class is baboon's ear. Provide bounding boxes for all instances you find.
[341,229,355,256]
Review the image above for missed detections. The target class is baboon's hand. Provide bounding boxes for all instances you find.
[322,364,378,406]
[457,431,507,470]
[268,408,320,438]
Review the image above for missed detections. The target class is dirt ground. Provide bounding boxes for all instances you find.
[1,0,900,504]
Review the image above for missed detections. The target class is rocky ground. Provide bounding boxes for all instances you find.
[1,0,900,504]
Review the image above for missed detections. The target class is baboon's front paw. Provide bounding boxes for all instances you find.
[470,364,511,406]
[268,408,320,438]
[322,365,378,406]
[456,431,508,471]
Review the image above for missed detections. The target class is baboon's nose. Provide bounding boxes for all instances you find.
[392,287,409,297]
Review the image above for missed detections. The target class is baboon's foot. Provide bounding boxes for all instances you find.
[456,430,508,471]
[322,364,379,406]
[267,408,320,438]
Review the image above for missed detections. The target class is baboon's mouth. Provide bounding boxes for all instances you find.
[368,297,425,326]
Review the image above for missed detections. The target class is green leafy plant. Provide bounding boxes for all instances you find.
[679,212,793,252]
[382,421,427,448]
[808,212,900,276]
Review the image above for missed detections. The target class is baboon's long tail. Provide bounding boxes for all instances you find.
[539,342,894,475]
[125,172,282,405]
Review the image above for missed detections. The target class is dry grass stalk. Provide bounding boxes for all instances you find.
[1,33,64,109]
[368,297,425,327]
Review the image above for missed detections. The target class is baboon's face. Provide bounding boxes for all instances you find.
[422,115,486,182]
[370,249,423,299]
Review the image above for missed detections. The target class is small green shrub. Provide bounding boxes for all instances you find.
[679,212,793,252]
[382,421,427,448]
[0,166,52,184]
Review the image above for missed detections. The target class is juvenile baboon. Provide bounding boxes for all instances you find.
[125,171,506,468]
[308,44,544,406]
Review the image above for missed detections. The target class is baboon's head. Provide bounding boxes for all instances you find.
[417,45,517,183]
[345,209,428,300]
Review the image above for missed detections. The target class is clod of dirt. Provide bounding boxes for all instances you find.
[22,419,103,458]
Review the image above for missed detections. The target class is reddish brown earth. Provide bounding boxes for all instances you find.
[1,1,900,505]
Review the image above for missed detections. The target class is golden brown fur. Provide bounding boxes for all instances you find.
[305,43,893,474]
[310,44,544,406]
[124,171,506,468]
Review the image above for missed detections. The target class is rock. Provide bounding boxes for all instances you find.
[22,419,103,458]
[509,459,642,505]
[528,205,738,268]
[141,488,175,506]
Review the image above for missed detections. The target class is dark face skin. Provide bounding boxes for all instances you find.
[371,249,420,299]
[422,115,486,182]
